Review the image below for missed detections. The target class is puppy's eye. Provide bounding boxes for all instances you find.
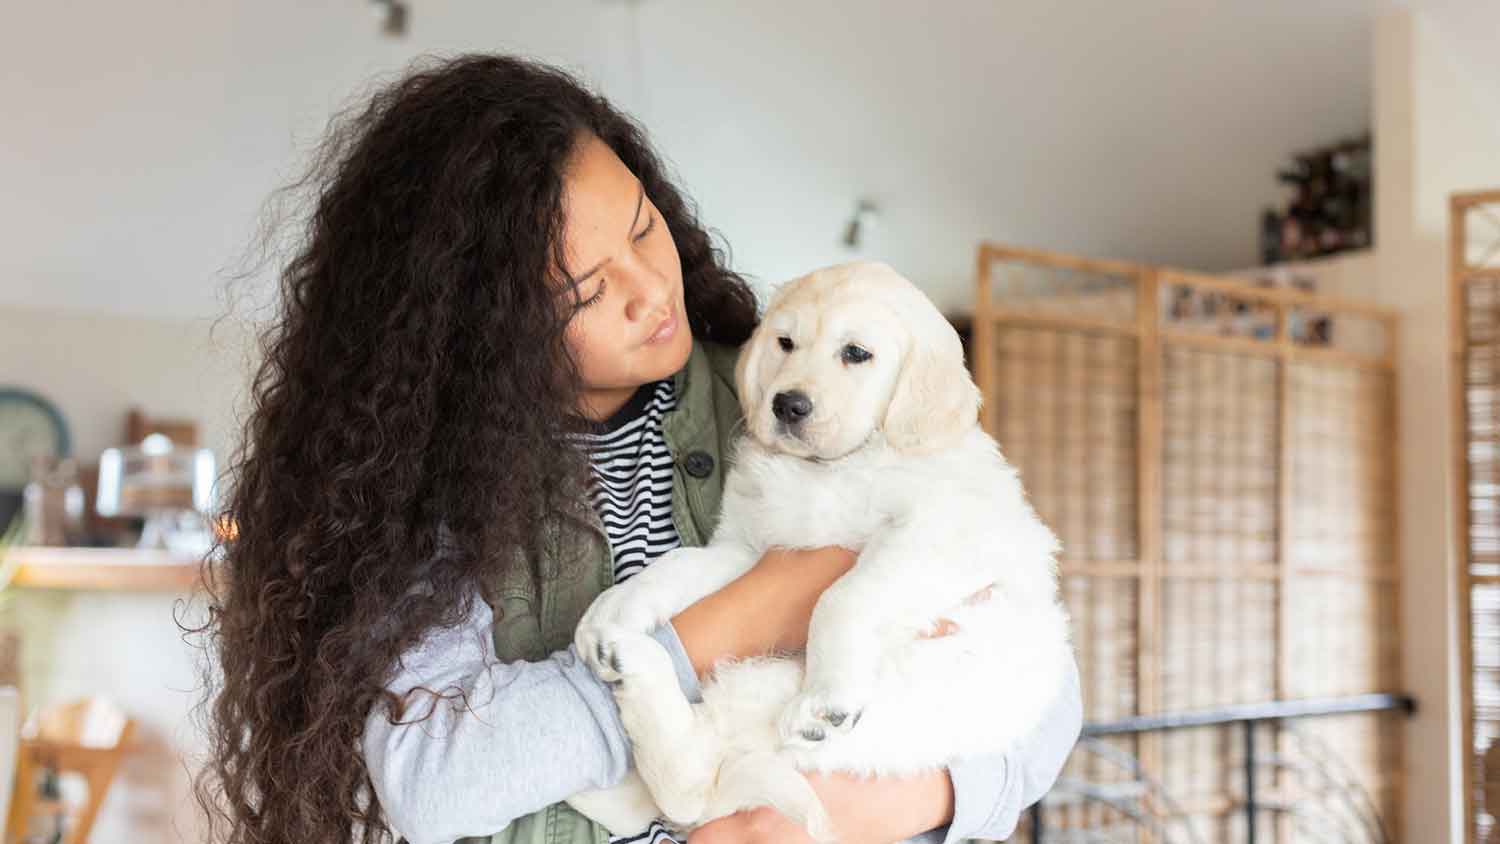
[841,344,872,364]
[778,336,795,352]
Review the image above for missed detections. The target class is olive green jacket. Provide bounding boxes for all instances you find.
[483,339,744,844]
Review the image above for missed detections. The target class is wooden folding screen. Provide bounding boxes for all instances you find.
[973,244,1402,841]
[1452,189,1500,844]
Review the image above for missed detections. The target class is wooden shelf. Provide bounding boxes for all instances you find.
[2,546,204,591]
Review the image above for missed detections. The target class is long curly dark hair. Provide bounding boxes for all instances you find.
[194,54,758,844]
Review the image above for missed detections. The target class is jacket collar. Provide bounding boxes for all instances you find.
[552,340,717,549]
[665,339,714,449]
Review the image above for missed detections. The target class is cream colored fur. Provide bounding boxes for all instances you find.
[566,261,1071,841]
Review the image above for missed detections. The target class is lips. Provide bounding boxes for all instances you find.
[646,311,679,345]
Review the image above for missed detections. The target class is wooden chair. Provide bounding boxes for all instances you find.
[5,698,133,844]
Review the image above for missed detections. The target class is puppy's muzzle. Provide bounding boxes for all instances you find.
[772,390,814,426]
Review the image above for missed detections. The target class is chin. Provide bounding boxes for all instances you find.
[636,329,693,384]
[767,433,815,458]
[754,421,866,462]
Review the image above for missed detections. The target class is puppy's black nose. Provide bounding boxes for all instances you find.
[772,390,814,424]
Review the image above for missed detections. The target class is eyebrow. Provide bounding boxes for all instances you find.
[567,182,646,288]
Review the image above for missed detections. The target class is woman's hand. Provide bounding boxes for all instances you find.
[686,767,955,844]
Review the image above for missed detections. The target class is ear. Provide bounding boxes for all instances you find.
[882,323,982,454]
[736,324,770,425]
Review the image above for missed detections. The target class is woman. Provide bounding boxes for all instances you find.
[199,54,1081,844]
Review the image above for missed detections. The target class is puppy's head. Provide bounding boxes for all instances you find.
[736,261,981,460]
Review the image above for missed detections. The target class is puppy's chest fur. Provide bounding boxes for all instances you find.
[718,440,915,551]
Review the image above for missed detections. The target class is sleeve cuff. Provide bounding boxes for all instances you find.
[942,752,1016,844]
[649,621,703,703]
[936,652,1084,844]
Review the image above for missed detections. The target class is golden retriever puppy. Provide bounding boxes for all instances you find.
[567,261,1071,841]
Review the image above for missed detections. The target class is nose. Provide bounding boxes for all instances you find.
[622,260,672,323]
[772,390,814,424]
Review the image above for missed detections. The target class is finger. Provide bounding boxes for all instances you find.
[963,585,995,605]
[919,617,960,639]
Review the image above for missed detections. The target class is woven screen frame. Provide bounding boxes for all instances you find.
[1453,189,1500,844]
[976,243,1401,842]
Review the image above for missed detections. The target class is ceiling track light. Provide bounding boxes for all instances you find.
[369,0,409,37]
[843,198,880,249]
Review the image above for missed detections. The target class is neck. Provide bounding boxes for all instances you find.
[575,385,639,422]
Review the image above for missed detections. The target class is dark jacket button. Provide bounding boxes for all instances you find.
[683,451,715,479]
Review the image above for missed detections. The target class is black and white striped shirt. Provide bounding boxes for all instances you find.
[575,377,685,844]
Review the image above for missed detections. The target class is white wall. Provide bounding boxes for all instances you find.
[1,0,1382,322]
[1368,9,1500,841]
[0,304,254,464]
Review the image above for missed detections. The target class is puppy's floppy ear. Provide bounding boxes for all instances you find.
[736,279,800,430]
[736,324,770,425]
[882,317,982,454]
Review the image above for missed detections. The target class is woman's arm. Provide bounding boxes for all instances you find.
[686,767,953,844]
[671,546,859,678]
[910,649,1081,844]
[364,548,855,843]
[365,546,1067,844]
[363,590,668,844]
[685,650,1084,844]
[673,548,1085,844]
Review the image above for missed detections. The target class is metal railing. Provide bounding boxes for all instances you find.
[1028,693,1418,844]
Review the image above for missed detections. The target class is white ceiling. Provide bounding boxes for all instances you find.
[0,0,1493,320]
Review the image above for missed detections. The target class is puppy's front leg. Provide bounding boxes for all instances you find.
[777,568,886,747]
[593,626,721,827]
[779,519,998,748]
[577,544,757,675]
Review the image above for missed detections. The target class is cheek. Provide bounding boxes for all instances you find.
[847,378,886,425]
[565,314,608,380]
[746,352,782,426]
[746,355,770,409]
[850,367,896,423]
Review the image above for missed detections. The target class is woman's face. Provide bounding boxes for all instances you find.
[560,135,691,421]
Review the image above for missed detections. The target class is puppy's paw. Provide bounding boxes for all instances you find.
[574,582,671,667]
[584,625,674,690]
[778,687,868,748]
[578,580,665,633]
[588,636,625,686]
[576,626,606,677]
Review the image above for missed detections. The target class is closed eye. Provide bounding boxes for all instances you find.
[633,212,656,243]
[576,279,607,310]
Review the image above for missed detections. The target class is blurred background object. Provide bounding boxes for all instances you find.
[0,391,70,541]
[4,697,133,844]
[1262,135,1374,264]
[21,458,85,549]
[95,433,215,555]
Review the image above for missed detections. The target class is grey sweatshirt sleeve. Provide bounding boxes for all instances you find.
[915,650,1083,844]
[362,590,696,844]
[365,596,1079,844]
